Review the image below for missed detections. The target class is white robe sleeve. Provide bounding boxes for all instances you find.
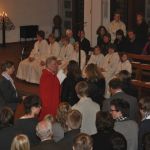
[29,41,39,58]
[87,54,95,65]
[66,44,74,60]
[98,54,105,68]
[40,40,49,61]
[80,50,86,70]
[108,53,120,76]
[49,42,61,58]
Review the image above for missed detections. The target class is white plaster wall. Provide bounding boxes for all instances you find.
[0,0,58,43]
[102,0,110,28]
[91,0,102,46]
[84,0,92,45]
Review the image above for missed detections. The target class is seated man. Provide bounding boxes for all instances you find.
[16,30,49,84]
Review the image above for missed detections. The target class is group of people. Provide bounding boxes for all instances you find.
[0,11,149,150]
[0,78,150,150]
[96,12,149,55]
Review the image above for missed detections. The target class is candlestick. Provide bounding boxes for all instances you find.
[2,11,6,47]
[0,11,15,47]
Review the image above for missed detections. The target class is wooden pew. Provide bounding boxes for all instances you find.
[126,53,150,62]
[125,53,150,97]
[131,62,150,80]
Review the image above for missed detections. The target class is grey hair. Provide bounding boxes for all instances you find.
[36,120,53,140]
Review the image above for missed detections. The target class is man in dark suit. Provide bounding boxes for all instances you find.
[0,61,20,110]
[78,30,91,55]
[102,78,138,122]
[126,30,143,54]
[31,120,59,150]
[58,110,82,150]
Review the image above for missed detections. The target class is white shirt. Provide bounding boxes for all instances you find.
[59,43,74,61]
[49,41,61,58]
[108,20,126,42]
[115,60,132,74]
[29,39,49,61]
[87,53,104,68]
[70,50,86,70]
[72,97,100,135]
[102,52,120,78]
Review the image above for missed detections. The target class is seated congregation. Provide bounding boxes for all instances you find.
[0,11,150,150]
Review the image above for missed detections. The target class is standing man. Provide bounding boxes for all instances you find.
[78,30,91,55]
[102,78,138,122]
[39,56,61,120]
[108,12,126,42]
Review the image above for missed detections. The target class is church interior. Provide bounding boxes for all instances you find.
[0,0,150,150]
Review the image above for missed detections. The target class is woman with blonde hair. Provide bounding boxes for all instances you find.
[56,102,71,132]
[11,134,30,150]
[84,63,105,107]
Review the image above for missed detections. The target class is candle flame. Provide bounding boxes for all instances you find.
[0,11,8,17]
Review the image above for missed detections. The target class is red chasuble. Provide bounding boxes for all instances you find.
[39,69,60,120]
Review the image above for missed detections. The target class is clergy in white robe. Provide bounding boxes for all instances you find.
[115,53,132,75]
[59,36,74,61]
[108,12,126,42]
[16,31,49,84]
[102,49,120,81]
[87,46,104,68]
[101,44,120,97]
[70,41,86,70]
[66,29,75,44]
[48,34,61,58]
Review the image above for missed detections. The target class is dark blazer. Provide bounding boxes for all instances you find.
[80,37,91,55]
[0,126,21,150]
[126,38,143,54]
[31,140,60,150]
[14,118,40,146]
[102,91,138,122]
[92,129,126,150]
[87,78,105,106]
[135,21,148,48]
[121,81,138,98]
[138,119,150,150]
[101,42,111,55]
[58,129,80,150]
[114,37,128,52]
[97,35,103,47]
[61,76,83,106]
[0,76,19,110]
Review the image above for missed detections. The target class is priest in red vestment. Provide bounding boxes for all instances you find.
[39,56,61,120]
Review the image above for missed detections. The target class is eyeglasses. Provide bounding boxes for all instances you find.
[110,109,118,112]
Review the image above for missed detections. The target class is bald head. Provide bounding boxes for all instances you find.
[36,120,53,141]
[66,29,73,38]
